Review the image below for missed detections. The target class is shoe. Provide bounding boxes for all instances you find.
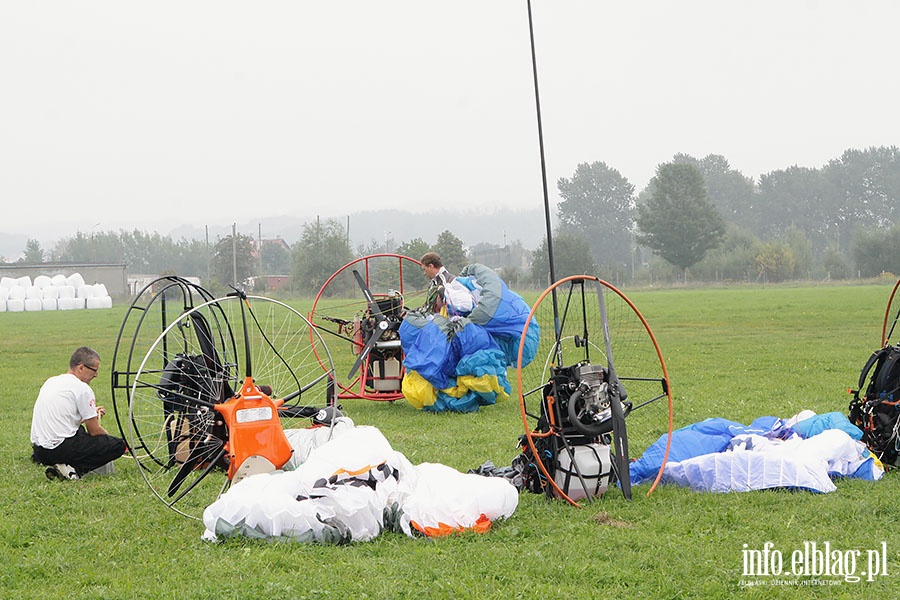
[45,464,79,481]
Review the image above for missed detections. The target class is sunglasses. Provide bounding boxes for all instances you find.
[81,364,98,374]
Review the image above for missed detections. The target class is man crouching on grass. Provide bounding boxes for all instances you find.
[30,346,126,480]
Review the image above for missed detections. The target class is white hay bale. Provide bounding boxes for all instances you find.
[41,298,58,311]
[76,285,95,299]
[24,298,42,311]
[1,276,16,288]
[7,299,25,312]
[57,297,82,310]
[87,296,113,309]
[0,301,5,313]
[51,274,67,286]
[93,283,109,297]
[16,276,32,288]
[34,275,53,288]
[57,285,76,299]
[25,286,42,299]
[0,287,8,302]
[8,286,26,300]
[42,286,59,299]
[66,273,85,288]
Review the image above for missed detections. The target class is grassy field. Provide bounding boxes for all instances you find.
[1,282,898,599]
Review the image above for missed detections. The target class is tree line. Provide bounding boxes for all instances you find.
[16,221,470,296]
[547,146,900,284]
[14,144,900,291]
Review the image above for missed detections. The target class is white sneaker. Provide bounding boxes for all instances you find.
[46,464,79,481]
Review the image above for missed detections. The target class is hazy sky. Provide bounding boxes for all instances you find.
[3,1,899,241]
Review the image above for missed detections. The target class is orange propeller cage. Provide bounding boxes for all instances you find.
[213,376,294,480]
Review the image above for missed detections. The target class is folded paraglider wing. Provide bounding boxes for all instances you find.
[399,264,536,412]
[201,425,518,543]
[629,411,883,493]
[459,263,539,367]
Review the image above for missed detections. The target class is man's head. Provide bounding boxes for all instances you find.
[69,346,100,384]
[420,252,443,280]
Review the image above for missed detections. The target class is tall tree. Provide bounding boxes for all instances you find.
[557,161,635,275]
[292,218,353,294]
[756,166,839,254]
[396,238,431,262]
[853,223,900,278]
[636,162,726,279]
[530,231,597,286]
[432,230,467,274]
[395,237,433,291]
[211,233,256,287]
[672,153,757,230]
[22,239,45,263]
[259,240,292,275]
[176,238,211,279]
[825,146,900,228]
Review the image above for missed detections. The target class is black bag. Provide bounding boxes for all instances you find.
[849,344,900,467]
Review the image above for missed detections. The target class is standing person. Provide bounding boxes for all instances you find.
[420,252,455,288]
[421,252,453,313]
[31,346,126,480]
[420,252,475,316]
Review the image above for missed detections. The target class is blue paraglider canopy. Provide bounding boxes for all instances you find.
[399,263,539,412]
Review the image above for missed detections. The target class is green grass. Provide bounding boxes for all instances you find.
[2,283,898,599]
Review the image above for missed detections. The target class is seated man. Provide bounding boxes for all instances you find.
[31,346,127,480]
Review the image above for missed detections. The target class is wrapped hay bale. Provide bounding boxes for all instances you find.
[0,287,9,302]
[41,298,58,311]
[76,285,95,299]
[57,286,76,299]
[24,298,42,311]
[7,299,25,312]
[16,276,32,288]
[0,301,5,313]
[93,283,109,297]
[34,275,53,288]
[25,286,41,299]
[1,276,16,288]
[8,286,26,300]
[66,273,85,289]
[57,297,81,310]
[42,286,59,299]
[51,274,67,286]
[87,296,113,309]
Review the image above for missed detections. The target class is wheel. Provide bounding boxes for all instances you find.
[110,276,217,451]
[127,293,336,519]
[309,254,427,401]
[517,275,673,505]
[883,277,900,347]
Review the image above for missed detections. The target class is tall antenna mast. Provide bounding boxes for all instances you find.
[526,0,561,343]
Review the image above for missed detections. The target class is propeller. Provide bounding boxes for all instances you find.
[167,437,225,500]
[596,279,632,500]
[347,269,390,380]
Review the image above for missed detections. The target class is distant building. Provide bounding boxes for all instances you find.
[251,237,292,260]
[468,241,531,270]
[127,274,201,296]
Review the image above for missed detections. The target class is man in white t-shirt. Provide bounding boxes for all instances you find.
[30,346,126,480]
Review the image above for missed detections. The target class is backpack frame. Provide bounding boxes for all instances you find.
[849,344,900,467]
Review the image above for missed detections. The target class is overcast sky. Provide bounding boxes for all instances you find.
[2,1,899,242]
